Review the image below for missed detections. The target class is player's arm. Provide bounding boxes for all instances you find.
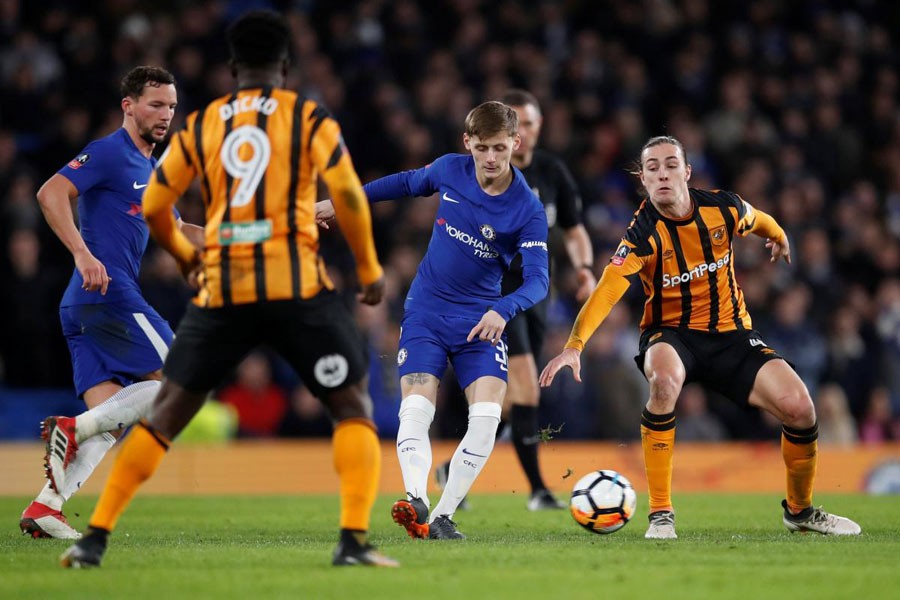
[737,200,791,264]
[36,173,110,294]
[315,160,441,226]
[493,212,550,322]
[143,130,200,275]
[552,155,596,302]
[473,211,550,345]
[539,244,639,386]
[563,224,596,302]
[177,219,206,249]
[313,118,384,303]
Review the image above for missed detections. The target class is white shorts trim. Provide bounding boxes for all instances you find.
[132,312,169,361]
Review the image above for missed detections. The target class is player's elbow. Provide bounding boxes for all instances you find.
[36,181,62,212]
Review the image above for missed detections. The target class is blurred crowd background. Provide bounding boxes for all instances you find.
[1,0,899,444]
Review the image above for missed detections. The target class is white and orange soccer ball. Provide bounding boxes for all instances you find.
[569,469,637,534]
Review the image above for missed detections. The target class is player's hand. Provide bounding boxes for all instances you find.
[315,200,336,229]
[179,250,203,289]
[766,236,791,264]
[574,266,597,303]
[185,262,204,290]
[539,348,583,387]
[74,248,111,295]
[467,310,507,346]
[358,276,384,306]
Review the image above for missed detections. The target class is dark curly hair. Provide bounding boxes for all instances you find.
[120,66,176,99]
[226,10,291,68]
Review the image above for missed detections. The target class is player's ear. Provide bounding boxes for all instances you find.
[122,96,133,117]
[512,133,521,151]
[685,163,692,182]
[463,133,471,151]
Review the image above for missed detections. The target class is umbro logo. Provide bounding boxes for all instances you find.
[749,339,766,348]
[441,192,460,203]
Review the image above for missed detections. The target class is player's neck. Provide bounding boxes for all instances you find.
[653,194,693,220]
[477,169,514,196]
[236,70,284,90]
[122,120,154,158]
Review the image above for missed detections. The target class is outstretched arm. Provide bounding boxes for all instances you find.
[539,265,631,387]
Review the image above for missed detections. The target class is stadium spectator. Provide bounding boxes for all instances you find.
[540,135,861,538]
[0,227,66,387]
[859,387,900,444]
[218,352,288,438]
[674,384,728,443]
[814,383,858,447]
[0,1,898,448]
[60,11,396,569]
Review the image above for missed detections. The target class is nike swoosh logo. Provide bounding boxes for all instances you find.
[461,447,487,458]
[133,182,148,189]
[442,192,460,203]
[397,437,420,447]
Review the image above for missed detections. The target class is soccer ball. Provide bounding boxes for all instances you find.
[569,469,637,534]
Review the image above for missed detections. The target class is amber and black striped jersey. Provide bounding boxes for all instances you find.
[565,188,787,352]
[142,87,382,308]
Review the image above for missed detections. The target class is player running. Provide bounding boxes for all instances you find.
[21,66,203,540]
[60,10,396,568]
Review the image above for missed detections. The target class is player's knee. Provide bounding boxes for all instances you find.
[778,391,816,428]
[647,370,683,406]
[324,383,373,421]
[398,394,435,424]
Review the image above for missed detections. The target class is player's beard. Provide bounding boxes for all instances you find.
[139,123,168,146]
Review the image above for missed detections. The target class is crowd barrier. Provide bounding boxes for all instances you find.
[2,440,898,496]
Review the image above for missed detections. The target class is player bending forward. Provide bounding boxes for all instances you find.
[540,136,860,539]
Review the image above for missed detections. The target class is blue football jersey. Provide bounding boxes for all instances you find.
[364,154,549,321]
[59,128,176,307]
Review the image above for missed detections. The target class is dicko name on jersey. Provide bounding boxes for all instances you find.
[662,252,731,289]
[219,95,279,120]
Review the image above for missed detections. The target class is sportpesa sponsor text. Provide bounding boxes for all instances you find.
[662,252,731,288]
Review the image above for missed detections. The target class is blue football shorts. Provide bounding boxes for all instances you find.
[60,298,174,397]
[396,310,509,389]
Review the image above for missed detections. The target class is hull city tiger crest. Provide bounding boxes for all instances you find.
[711,225,727,246]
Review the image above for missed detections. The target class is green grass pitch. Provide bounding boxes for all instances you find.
[2,493,898,599]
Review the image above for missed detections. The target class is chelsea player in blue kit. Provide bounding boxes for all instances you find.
[20,67,203,540]
[321,101,549,539]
